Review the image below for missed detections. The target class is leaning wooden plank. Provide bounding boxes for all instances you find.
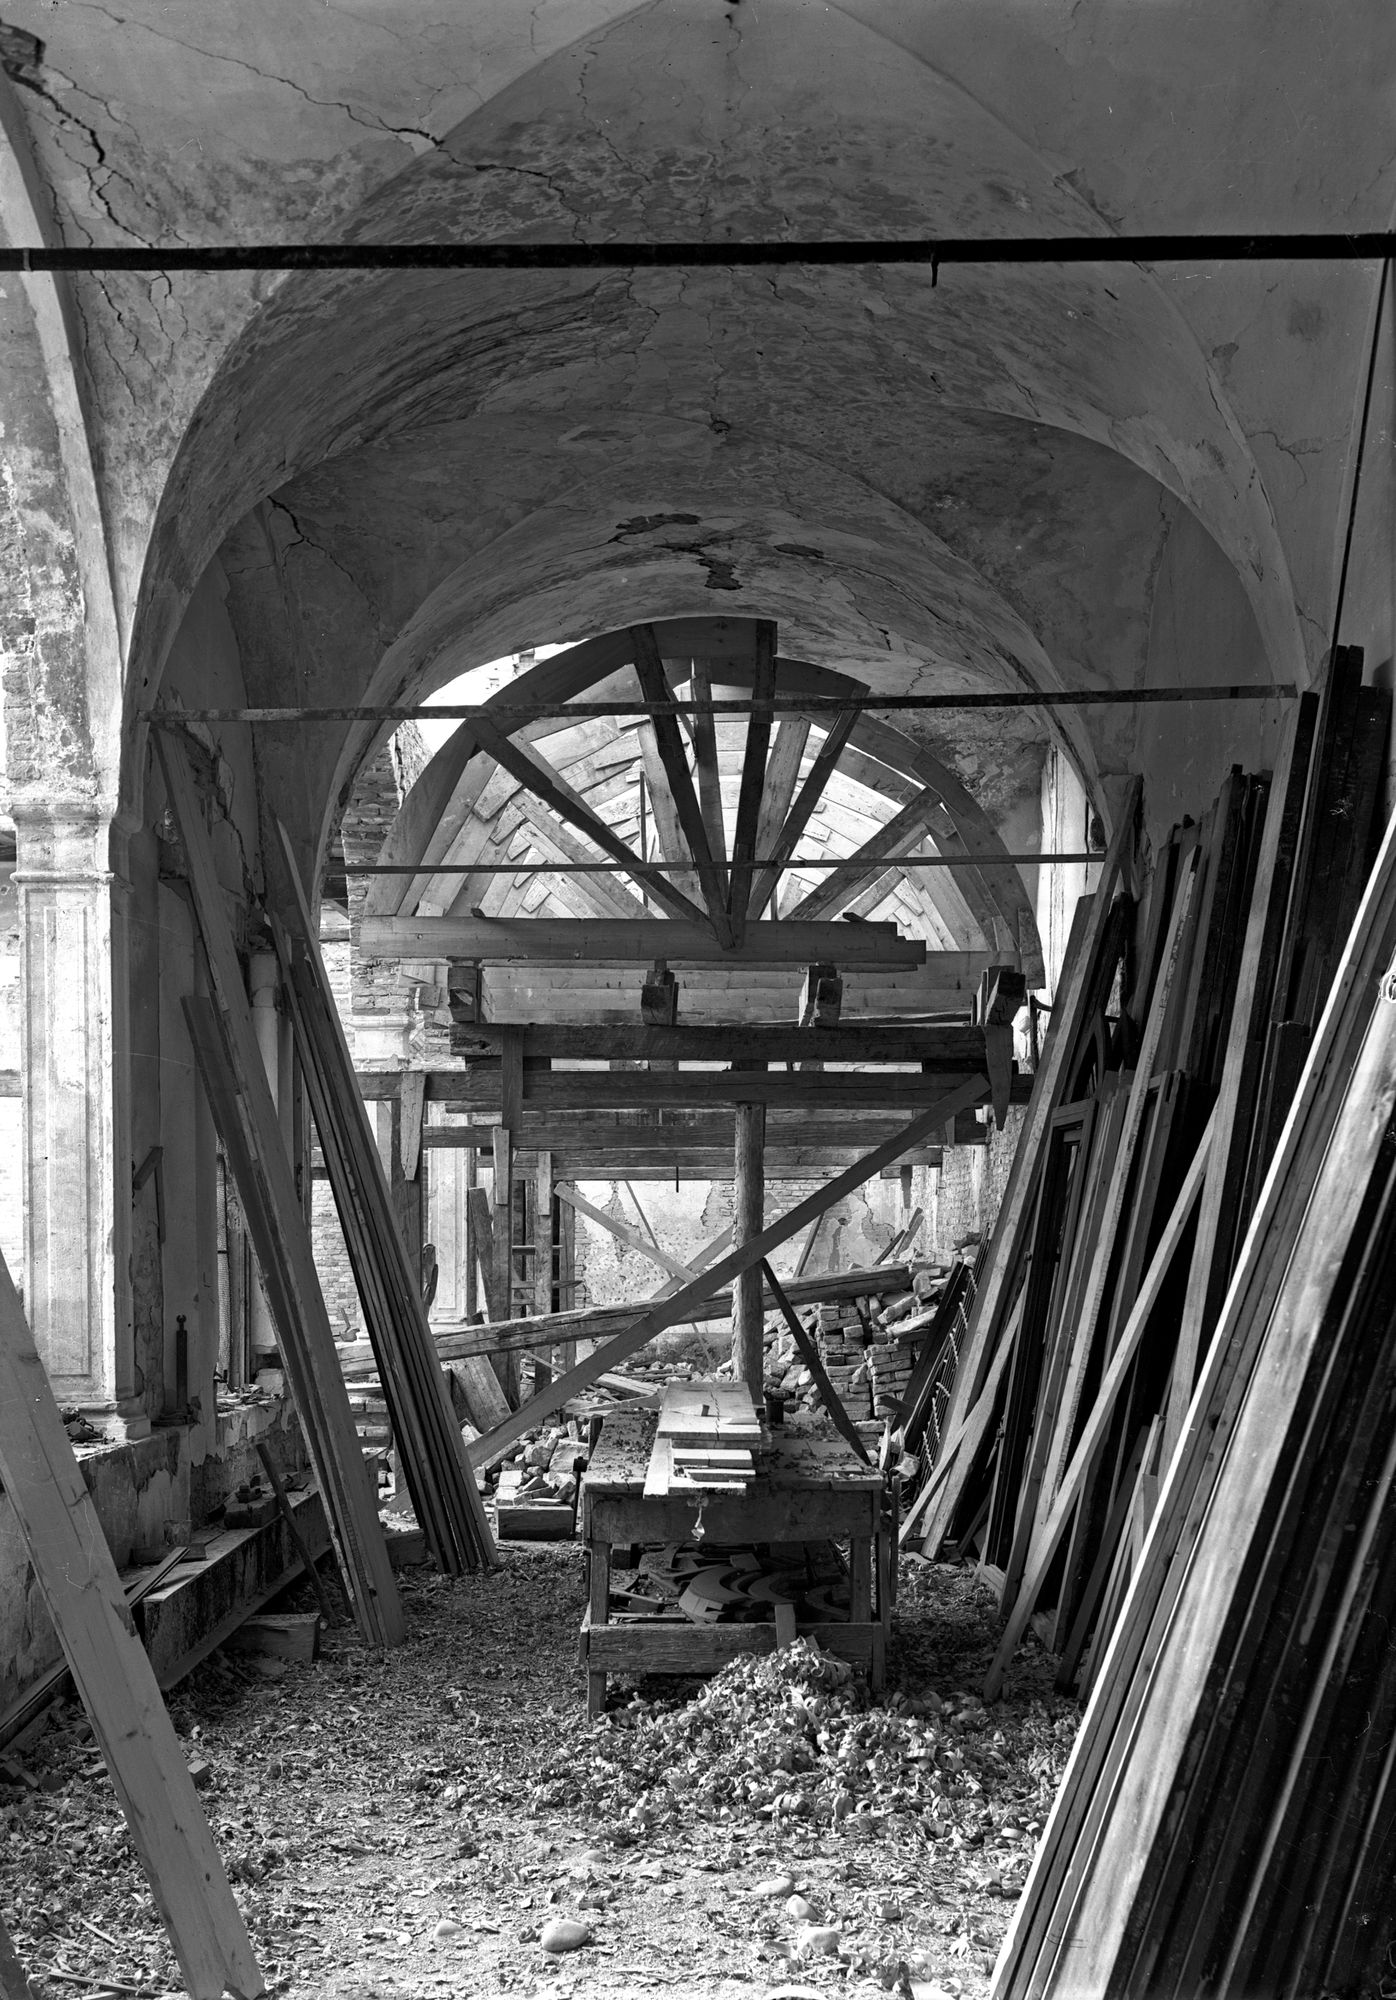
[910,1298,1022,1554]
[157,734,404,1646]
[0,1908,32,2000]
[1012,877,1396,1998]
[274,830,497,1573]
[983,1110,1214,1697]
[993,800,1396,2000]
[0,1248,264,1999]
[1036,847,1199,1520]
[184,999,404,1647]
[925,780,1139,1534]
[1164,702,1313,1459]
[467,1078,988,1465]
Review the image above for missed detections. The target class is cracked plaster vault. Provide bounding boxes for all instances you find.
[0,0,1391,1794]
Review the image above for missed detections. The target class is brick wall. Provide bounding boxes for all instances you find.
[926,1106,1026,1256]
[0,856,19,1294]
[340,725,429,1022]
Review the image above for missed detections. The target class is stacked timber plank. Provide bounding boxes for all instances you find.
[644,1378,763,1495]
[995,700,1396,1999]
[272,834,497,1577]
[915,648,1392,1724]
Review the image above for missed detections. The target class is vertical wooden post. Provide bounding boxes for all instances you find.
[732,1091,767,1398]
[464,1144,478,1322]
[535,1150,554,1315]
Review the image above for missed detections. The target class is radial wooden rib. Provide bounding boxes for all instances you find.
[467,712,709,925]
[746,705,864,919]
[634,718,704,906]
[629,626,734,943]
[728,620,778,936]
[786,783,952,921]
[747,713,812,918]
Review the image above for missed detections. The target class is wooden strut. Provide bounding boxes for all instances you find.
[157,735,404,1647]
[760,1259,871,1465]
[465,1077,988,1465]
[0,1247,265,1999]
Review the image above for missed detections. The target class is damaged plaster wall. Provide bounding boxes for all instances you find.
[573,1177,904,1317]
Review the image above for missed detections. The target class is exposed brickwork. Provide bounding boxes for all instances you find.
[928,1107,1027,1256]
[340,726,430,1021]
[0,856,19,1294]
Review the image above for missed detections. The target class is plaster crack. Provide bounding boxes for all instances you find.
[1250,428,1327,490]
[0,23,148,241]
[66,4,441,151]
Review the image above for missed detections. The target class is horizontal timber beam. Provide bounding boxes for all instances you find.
[341,1264,917,1375]
[430,1148,944,1179]
[171,688,1295,725]
[360,915,926,967]
[447,1022,991,1064]
[342,853,1095,876]
[406,1068,995,1111]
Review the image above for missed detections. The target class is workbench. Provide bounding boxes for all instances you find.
[578,1407,891,1715]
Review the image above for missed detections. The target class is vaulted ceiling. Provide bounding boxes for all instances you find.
[0,0,1390,877]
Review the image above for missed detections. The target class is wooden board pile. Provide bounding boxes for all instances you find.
[995,673,1396,1997]
[643,1379,763,1496]
[272,833,497,1578]
[906,652,1391,1711]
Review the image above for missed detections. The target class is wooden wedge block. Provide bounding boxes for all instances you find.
[496,1504,576,1541]
[225,1612,322,1663]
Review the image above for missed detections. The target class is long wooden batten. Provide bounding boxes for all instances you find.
[361,914,930,967]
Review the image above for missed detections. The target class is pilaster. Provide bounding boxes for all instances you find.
[14,807,146,1436]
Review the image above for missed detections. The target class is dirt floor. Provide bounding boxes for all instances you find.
[2,1547,1079,2000]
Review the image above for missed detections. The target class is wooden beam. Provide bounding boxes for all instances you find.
[479,960,986,1020]
[728,620,778,935]
[748,714,812,919]
[634,721,703,906]
[688,659,730,905]
[433,1146,945,1180]
[786,783,951,922]
[345,1255,897,1376]
[418,1069,995,1114]
[555,1183,695,1282]
[361,914,926,967]
[627,631,734,942]
[449,1021,988,1065]
[466,1078,988,1462]
[732,1094,767,1394]
[916,779,1139,1549]
[982,1109,1215,1697]
[468,711,711,926]
[761,1258,870,1464]
[0,1245,265,1999]
[747,704,863,919]
[505,792,654,922]
[159,735,403,1646]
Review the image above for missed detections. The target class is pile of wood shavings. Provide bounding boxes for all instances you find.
[0,1549,1078,2000]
